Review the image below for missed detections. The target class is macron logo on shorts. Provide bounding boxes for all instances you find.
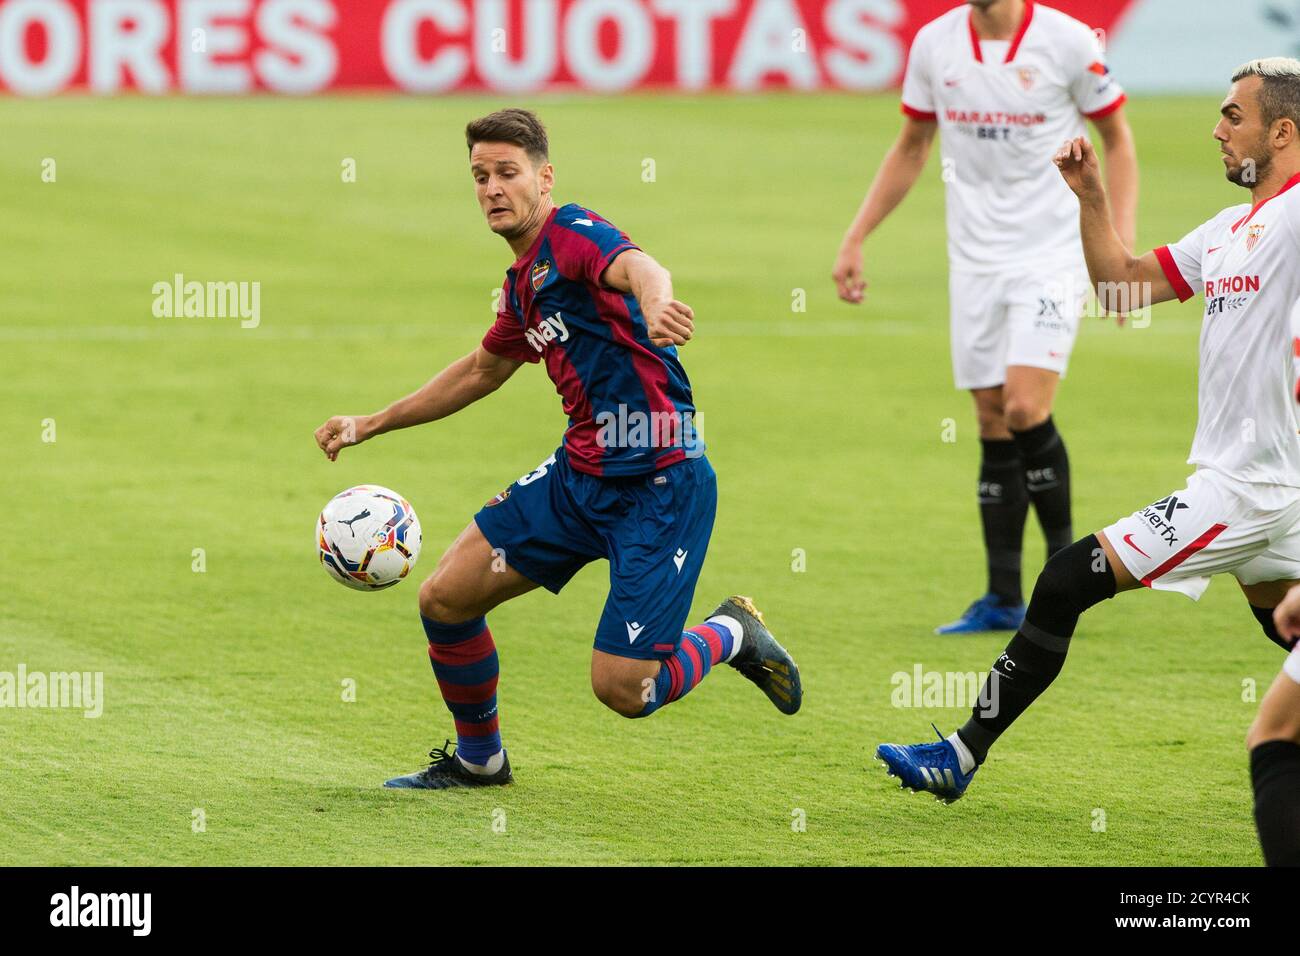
[626,621,646,643]
[673,548,688,572]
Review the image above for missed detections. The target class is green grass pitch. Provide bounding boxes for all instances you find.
[0,92,1277,865]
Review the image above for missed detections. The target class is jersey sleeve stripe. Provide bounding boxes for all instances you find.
[1154,245,1195,303]
[900,102,937,121]
[1083,92,1127,121]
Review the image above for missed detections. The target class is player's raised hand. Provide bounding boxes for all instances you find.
[1054,136,1103,198]
[644,298,694,348]
[1274,585,1300,643]
[833,243,867,304]
[315,415,364,462]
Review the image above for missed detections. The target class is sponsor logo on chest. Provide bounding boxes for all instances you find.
[525,311,569,353]
[1203,267,1261,317]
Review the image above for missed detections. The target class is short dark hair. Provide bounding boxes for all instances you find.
[466,108,549,163]
[1233,58,1300,130]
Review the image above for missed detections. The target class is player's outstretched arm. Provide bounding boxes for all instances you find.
[314,346,522,461]
[1091,108,1139,251]
[833,116,937,304]
[1054,136,1178,309]
[602,248,694,348]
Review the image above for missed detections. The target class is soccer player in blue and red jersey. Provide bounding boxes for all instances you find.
[314,109,801,788]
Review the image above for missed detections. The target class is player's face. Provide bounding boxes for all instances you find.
[470,142,554,240]
[1215,77,1273,187]
[966,0,998,9]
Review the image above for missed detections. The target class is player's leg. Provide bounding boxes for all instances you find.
[587,457,730,715]
[384,522,536,789]
[879,531,1135,801]
[955,530,1137,760]
[972,385,1031,611]
[880,471,1255,800]
[412,520,536,774]
[587,457,801,718]
[386,452,601,789]
[1003,364,1073,557]
[1240,579,1300,651]
[418,519,539,623]
[1002,265,1088,559]
[1239,571,1300,864]
[1247,643,1300,865]
[937,271,1030,634]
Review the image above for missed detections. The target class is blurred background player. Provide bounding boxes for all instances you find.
[879,58,1300,803]
[1252,584,1300,866]
[833,0,1137,633]
[315,109,801,789]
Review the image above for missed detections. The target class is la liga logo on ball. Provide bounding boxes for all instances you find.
[317,485,422,591]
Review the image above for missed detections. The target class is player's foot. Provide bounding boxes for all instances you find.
[875,726,977,804]
[934,593,1025,634]
[715,595,802,715]
[383,741,513,789]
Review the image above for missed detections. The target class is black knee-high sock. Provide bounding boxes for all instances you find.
[1251,604,1299,652]
[1012,416,1073,556]
[958,535,1116,763]
[979,438,1029,607]
[1251,740,1300,866]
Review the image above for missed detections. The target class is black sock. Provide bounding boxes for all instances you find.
[1251,740,1300,866]
[978,438,1029,606]
[958,535,1116,763]
[1012,416,1073,556]
[1251,604,1299,652]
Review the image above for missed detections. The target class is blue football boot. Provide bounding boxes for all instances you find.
[934,593,1026,635]
[876,725,977,803]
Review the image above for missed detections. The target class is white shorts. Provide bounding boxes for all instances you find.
[949,265,1089,390]
[1286,644,1300,686]
[1104,468,1300,601]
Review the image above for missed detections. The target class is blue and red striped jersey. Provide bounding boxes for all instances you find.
[481,203,701,477]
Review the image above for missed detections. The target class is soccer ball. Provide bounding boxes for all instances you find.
[316,485,422,591]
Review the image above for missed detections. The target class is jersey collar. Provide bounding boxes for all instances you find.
[1230,170,1300,233]
[509,204,559,272]
[968,0,1035,65]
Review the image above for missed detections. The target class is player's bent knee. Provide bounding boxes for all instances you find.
[1247,712,1300,750]
[418,574,473,624]
[1029,535,1116,617]
[591,674,644,718]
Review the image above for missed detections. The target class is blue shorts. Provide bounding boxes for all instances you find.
[474,449,718,661]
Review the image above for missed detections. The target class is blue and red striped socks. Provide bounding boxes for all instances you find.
[638,618,740,717]
[422,615,502,769]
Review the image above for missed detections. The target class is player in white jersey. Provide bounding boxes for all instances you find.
[1251,585,1300,865]
[834,0,1138,634]
[877,58,1300,806]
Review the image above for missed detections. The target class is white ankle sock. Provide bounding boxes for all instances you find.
[458,750,505,775]
[947,732,976,775]
[706,615,745,662]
